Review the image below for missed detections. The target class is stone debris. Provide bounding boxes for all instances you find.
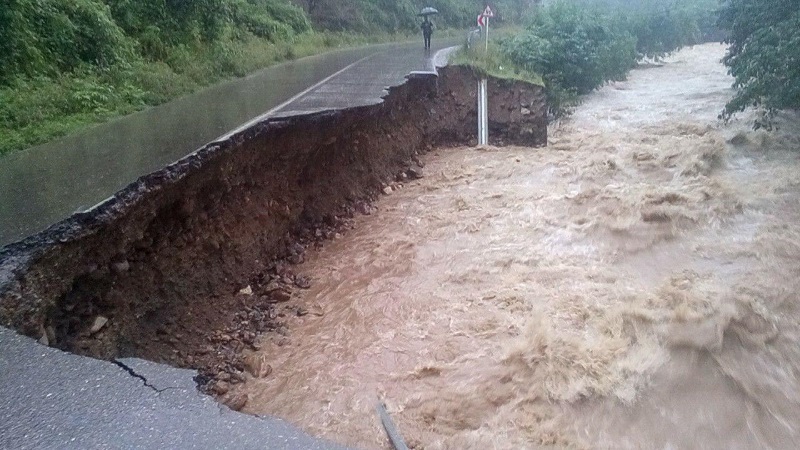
[269,288,292,303]
[221,392,248,411]
[244,353,273,378]
[294,275,312,289]
[111,260,130,273]
[355,201,375,215]
[383,186,393,195]
[89,316,109,335]
[211,380,230,395]
[238,285,253,296]
[406,167,424,180]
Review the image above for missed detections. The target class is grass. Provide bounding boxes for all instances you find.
[449,43,544,87]
[0,28,449,156]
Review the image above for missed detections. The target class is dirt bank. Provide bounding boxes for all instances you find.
[0,66,545,391]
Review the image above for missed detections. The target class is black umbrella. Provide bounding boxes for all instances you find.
[417,7,439,16]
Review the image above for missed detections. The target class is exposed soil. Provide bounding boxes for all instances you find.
[0,66,545,401]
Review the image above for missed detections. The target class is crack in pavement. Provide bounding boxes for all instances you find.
[112,359,177,394]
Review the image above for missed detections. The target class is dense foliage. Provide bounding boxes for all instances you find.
[499,0,719,117]
[297,0,531,33]
[719,0,800,126]
[0,0,536,154]
[503,3,637,96]
[0,0,313,84]
[0,0,133,82]
[0,0,530,85]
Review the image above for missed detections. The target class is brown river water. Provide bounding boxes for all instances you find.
[235,43,800,449]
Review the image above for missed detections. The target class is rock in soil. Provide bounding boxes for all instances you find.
[212,381,230,395]
[217,371,232,382]
[269,288,292,303]
[89,316,109,335]
[111,260,130,273]
[294,275,312,289]
[244,354,273,378]
[238,285,253,296]
[406,167,424,180]
[221,392,248,411]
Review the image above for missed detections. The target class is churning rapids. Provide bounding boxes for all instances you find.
[233,43,800,448]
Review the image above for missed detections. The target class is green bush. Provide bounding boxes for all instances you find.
[0,0,133,82]
[228,0,311,42]
[500,2,637,115]
[719,0,800,126]
[104,0,227,49]
[504,2,638,95]
[624,7,700,59]
[300,0,530,34]
[1,0,540,154]
[498,0,718,118]
[584,0,720,59]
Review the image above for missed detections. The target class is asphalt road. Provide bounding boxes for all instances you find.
[0,327,350,449]
[0,39,458,248]
[0,42,457,450]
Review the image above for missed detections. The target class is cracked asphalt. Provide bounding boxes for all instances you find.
[0,43,458,450]
[0,327,350,449]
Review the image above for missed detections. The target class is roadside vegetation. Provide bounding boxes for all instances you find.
[450,41,545,87]
[0,0,532,156]
[493,0,722,118]
[718,0,800,128]
[4,0,793,154]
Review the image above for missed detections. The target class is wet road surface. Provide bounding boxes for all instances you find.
[0,40,456,247]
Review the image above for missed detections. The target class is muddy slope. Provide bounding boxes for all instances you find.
[0,67,545,377]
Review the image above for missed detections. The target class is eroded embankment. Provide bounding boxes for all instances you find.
[229,44,800,449]
[0,67,545,387]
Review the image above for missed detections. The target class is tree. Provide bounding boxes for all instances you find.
[719,0,800,126]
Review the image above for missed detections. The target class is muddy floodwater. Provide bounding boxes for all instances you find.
[235,43,800,448]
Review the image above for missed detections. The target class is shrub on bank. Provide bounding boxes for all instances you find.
[500,2,637,117]
[498,0,719,118]
[719,0,800,127]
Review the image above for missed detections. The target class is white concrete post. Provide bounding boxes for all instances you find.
[478,78,488,145]
[485,17,489,52]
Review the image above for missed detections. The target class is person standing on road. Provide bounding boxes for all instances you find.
[421,18,434,49]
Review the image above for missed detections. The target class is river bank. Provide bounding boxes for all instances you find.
[0,63,547,409]
[232,43,800,448]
